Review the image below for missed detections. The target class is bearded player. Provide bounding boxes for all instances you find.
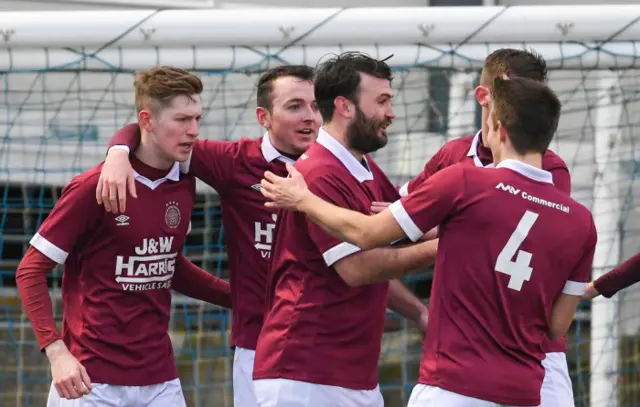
[16,67,232,406]
[389,48,574,407]
[252,52,438,407]
[261,76,595,407]
[95,64,429,407]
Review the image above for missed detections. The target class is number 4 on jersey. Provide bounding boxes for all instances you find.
[495,211,539,291]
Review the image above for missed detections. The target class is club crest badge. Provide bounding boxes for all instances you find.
[165,201,181,229]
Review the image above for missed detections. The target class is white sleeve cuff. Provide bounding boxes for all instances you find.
[398,182,410,197]
[30,233,68,264]
[108,145,130,154]
[179,151,193,174]
[389,201,424,242]
[323,242,361,266]
[562,280,587,296]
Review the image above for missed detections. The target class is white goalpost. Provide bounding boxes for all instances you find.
[0,5,638,407]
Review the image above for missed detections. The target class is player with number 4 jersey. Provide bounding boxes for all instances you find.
[398,48,575,407]
[260,77,596,406]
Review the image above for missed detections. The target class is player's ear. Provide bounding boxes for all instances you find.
[334,96,354,119]
[256,106,271,130]
[138,110,153,133]
[474,85,490,108]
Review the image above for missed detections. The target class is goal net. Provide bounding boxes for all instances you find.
[0,5,638,407]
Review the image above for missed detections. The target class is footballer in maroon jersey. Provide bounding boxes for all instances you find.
[394,48,574,406]
[399,130,571,197]
[252,53,437,407]
[16,67,231,406]
[261,77,595,406]
[97,65,430,407]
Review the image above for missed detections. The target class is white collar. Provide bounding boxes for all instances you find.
[496,159,554,185]
[467,130,494,169]
[316,128,373,183]
[133,161,180,191]
[261,132,297,164]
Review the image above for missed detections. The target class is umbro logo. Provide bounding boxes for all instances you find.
[251,184,262,192]
[115,214,130,226]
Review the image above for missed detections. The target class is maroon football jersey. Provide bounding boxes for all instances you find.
[110,124,293,350]
[29,158,195,386]
[389,160,595,405]
[400,131,572,354]
[253,129,396,390]
[183,133,294,350]
[400,131,571,196]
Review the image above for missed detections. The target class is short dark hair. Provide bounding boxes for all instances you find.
[489,76,561,155]
[482,48,547,85]
[314,52,393,122]
[256,65,315,112]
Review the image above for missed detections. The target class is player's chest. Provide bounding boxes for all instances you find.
[101,186,193,251]
[355,181,387,210]
[227,162,288,211]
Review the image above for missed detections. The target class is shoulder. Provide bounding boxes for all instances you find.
[295,143,340,174]
[62,164,103,195]
[195,137,254,156]
[441,135,475,154]
[542,149,568,171]
[427,135,475,167]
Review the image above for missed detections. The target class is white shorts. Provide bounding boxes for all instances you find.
[407,384,536,407]
[540,352,574,407]
[234,347,258,407]
[253,378,384,407]
[46,378,186,407]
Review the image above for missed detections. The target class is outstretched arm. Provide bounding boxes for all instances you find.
[261,163,460,250]
[584,252,640,300]
[171,253,232,308]
[261,164,406,250]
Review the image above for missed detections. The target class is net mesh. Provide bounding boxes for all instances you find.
[0,40,639,407]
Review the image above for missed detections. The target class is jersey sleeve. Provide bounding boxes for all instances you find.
[30,173,103,264]
[551,166,572,195]
[593,252,640,298]
[180,139,240,193]
[305,173,363,267]
[389,164,466,242]
[107,123,140,153]
[399,148,444,197]
[563,218,597,296]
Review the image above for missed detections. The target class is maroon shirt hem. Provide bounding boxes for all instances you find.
[419,378,540,406]
[232,333,259,351]
[252,369,378,391]
[83,358,178,386]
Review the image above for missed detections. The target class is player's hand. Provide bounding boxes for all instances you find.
[45,340,92,399]
[96,148,137,213]
[582,281,600,300]
[261,163,309,210]
[371,201,391,214]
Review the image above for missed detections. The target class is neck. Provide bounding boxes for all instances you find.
[268,132,299,157]
[480,123,488,146]
[496,149,543,169]
[136,131,174,170]
[323,122,364,161]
